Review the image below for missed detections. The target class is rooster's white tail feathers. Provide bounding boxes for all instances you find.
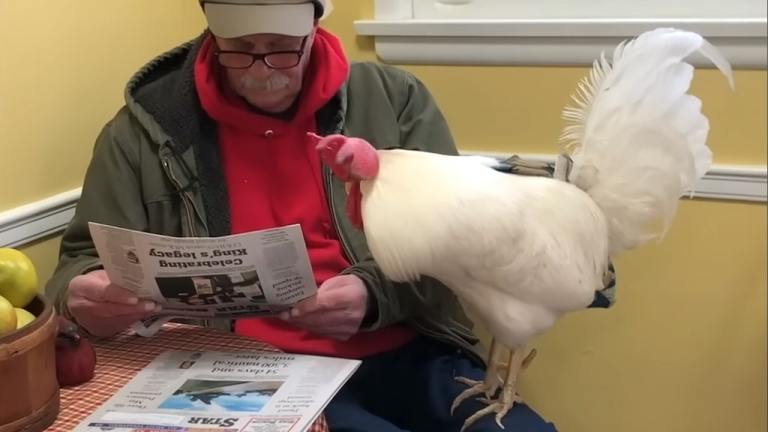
[560,28,733,255]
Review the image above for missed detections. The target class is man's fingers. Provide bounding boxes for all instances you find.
[285,315,355,339]
[288,295,323,317]
[65,270,160,337]
[94,284,139,305]
[278,275,367,341]
[69,297,159,318]
[283,310,329,325]
[288,294,350,318]
[282,309,359,327]
[71,278,139,305]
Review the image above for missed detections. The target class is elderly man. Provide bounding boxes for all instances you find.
[45,1,558,430]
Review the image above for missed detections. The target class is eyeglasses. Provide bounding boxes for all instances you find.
[214,36,308,70]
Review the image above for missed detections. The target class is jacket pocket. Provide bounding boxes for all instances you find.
[144,195,183,236]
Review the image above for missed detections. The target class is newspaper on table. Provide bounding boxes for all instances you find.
[74,350,361,432]
[88,222,318,336]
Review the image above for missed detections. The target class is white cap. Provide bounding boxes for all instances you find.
[201,0,331,38]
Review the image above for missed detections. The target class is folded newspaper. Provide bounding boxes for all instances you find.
[88,222,318,336]
[74,350,361,432]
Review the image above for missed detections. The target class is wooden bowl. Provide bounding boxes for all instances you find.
[0,295,59,431]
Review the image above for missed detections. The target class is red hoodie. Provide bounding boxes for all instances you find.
[194,29,416,358]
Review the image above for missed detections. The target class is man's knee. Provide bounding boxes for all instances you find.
[435,350,559,432]
[324,399,408,432]
[451,400,559,432]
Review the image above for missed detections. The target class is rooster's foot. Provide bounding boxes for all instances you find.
[459,386,522,432]
[457,347,536,431]
[451,375,500,415]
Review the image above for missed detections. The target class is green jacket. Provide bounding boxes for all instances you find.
[45,35,483,363]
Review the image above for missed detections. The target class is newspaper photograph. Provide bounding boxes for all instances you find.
[88,222,318,335]
[74,350,361,432]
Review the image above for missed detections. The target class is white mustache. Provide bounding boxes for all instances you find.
[239,73,291,92]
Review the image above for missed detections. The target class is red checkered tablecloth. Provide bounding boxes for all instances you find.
[47,323,329,432]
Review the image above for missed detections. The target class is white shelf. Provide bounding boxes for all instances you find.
[354,18,768,67]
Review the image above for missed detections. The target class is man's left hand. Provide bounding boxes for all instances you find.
[279,274,368,340]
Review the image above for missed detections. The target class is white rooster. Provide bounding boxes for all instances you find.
[310,28,734,431]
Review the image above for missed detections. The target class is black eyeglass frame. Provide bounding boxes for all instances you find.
[213,36,309,70]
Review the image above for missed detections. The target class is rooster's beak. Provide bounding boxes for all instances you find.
[344,182,352,194]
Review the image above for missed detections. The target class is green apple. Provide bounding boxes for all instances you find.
[0,295,17,335]
[0,248,39,308]
[15,307,36,329]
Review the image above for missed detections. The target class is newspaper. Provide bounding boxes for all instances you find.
[88,222,318,336]
[74,350,361,432]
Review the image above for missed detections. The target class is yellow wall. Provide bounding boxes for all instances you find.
[1,1,765,431]
[324,4,767,164]
[0,0,206,210]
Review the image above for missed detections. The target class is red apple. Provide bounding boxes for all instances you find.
[55,317,97,387]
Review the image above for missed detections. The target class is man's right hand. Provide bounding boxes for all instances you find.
[67,270,160,337]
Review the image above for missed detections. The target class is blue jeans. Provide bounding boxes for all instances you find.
[324,336,558,432]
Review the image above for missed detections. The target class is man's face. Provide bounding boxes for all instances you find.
[214,29,315,113]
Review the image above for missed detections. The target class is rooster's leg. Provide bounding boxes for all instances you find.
[459,346,536,432]
[451,338,503,415]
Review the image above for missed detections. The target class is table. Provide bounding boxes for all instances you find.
[47,323,329,432]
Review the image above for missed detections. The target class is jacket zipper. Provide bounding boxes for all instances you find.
[161,152,211,327]
[161,155,199,237]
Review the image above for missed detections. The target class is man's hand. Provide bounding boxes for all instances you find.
[67,270,160,338]
[280,274,368,340]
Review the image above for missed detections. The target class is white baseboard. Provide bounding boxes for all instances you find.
[0,159,764,248]
[0,188,81,248]
[694,165,768,201]
[472,152,768,202]
[354,19,767,67]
